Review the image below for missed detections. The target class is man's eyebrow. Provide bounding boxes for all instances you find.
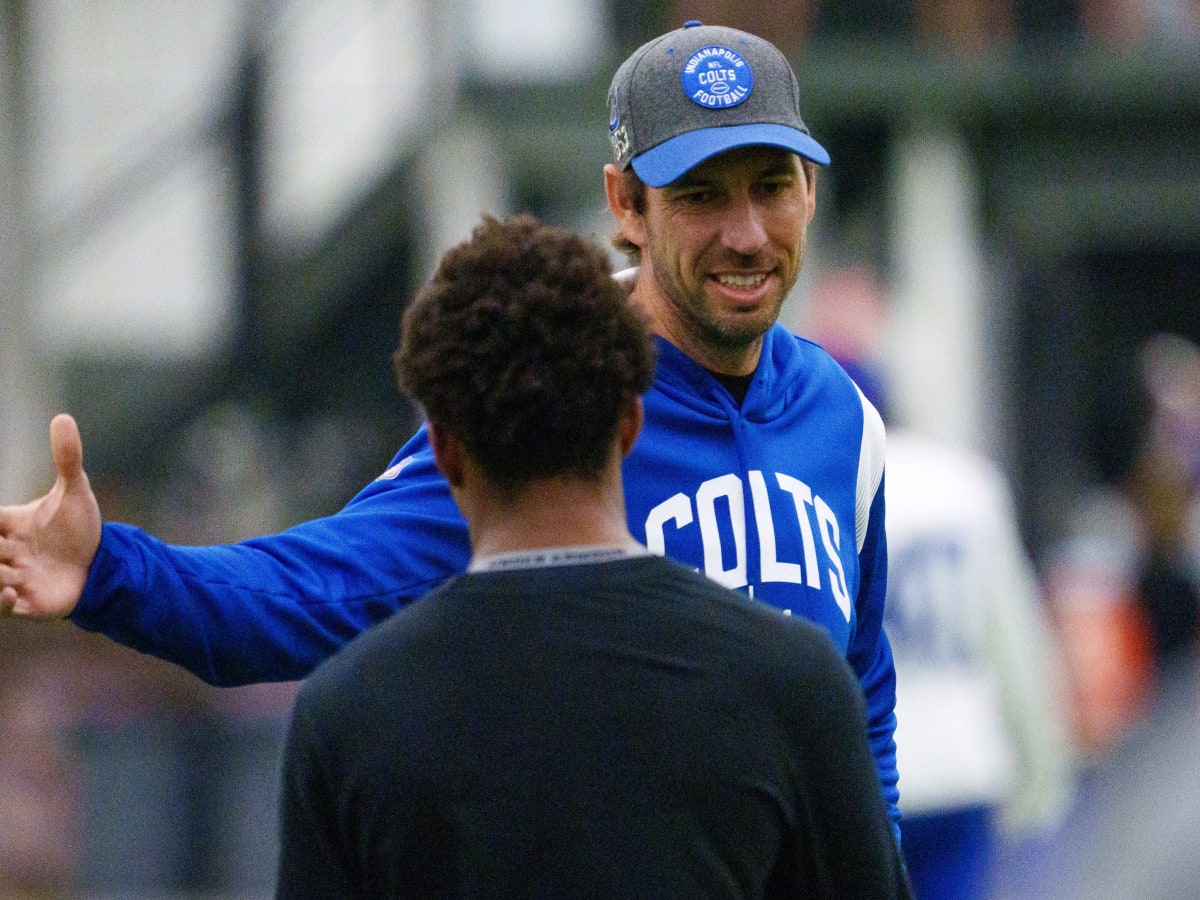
[760,159,801,177]
[666,171,711,190]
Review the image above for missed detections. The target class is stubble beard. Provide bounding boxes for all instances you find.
[647,252,800,356]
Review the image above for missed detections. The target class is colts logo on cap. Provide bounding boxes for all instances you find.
[681,45,753,109]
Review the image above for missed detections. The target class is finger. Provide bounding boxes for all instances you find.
[0,585,15,614]
[49,414,85,485]
[0,510,24,540]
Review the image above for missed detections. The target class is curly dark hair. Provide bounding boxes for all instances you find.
[395,213,656,490]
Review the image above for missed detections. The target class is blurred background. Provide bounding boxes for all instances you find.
[1,0,1198,897]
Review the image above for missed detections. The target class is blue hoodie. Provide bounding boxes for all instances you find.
[71,322,898,829]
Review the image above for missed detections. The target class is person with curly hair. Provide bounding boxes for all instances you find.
[272,214,904,897]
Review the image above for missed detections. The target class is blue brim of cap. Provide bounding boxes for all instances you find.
[630,123,831,188]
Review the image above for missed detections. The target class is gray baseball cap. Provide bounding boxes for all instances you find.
[607,21,830,188]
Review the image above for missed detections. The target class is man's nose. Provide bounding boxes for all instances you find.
[720,194,769,256]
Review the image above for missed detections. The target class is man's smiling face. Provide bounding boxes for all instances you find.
[632,145,816,375]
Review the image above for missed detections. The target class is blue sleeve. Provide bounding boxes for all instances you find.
[68,427,471,686]
[848,476,901,840]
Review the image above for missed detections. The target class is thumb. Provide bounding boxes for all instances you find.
[49,413,86,486]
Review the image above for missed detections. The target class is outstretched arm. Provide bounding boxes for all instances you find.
[61,425,470,686]
[0,414,101,618]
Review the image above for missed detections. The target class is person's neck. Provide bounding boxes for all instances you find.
[466,477,641,562]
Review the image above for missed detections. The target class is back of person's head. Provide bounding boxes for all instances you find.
[394,213,656,490]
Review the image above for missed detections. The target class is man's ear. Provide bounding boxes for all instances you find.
[803,160,817,224]
[427,422,464,488]
[604,163,648,250]
[617,396,644,459]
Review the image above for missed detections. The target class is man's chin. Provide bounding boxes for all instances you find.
[717,300,783,339]
[708,315,774,350]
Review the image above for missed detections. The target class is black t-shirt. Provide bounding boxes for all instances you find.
[276,554,906,899]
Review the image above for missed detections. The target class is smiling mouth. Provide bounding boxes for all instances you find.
[715,273,768,289]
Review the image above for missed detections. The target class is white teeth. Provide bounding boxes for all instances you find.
[717,273,766,288]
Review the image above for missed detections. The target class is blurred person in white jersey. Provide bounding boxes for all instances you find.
[798,264,1076,900]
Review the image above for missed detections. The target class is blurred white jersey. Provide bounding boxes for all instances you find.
[885,430,1074,830]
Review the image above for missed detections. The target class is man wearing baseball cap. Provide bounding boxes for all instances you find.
[1,22,906,889]
[603,19,903,855]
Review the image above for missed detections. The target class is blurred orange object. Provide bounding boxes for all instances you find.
[1045,559,1156,758]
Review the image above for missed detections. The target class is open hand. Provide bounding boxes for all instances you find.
[0,414,102,618]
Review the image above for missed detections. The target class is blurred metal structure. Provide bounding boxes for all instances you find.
[0,0,53,502]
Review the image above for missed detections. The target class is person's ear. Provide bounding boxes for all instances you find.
[617,397,644,459]
[427,422,464,488]
[803,160,817,224]
[604,164,648,250]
